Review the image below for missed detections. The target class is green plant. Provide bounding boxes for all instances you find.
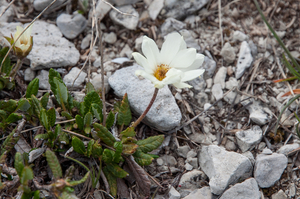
[0,46,14,90]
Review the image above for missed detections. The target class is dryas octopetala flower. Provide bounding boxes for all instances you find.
[5,25,33,59]
[132,32,205,89]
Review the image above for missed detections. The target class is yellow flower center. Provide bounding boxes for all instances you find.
[153,64,169,81]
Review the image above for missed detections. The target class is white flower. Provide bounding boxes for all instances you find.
[132,32,205,89]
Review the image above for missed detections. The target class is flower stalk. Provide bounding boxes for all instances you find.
[131,88,159,128]
[10,58,23,78]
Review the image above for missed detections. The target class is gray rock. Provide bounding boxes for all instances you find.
[225,77,238,90]
[103,32,117,44]
[72,91,85,102]
[195,93,209,107]
[220,42,236,64]
[164,0,209,19]
[169,186,180,199]
[199,145,253,195]
[186,157,198,169]
[109,5,139,30]
[109,0,140,6]
[271,190,287,199]
[219,178,260,199]
[248,40,258,57]
[161,18,186,36]
[202,56,217,78]
[148,0,164,20]
[81,34,92,50]
[232,30,248,42]
[36,70,50,90]
[242,99,272,125]
[214,66,227,89]
[120,44,133,59]
[236,125,263,152]
[185,163,193,171]
[93,0,111,21]
[224,91,240,104]
[235,41,253,79]
[56,13,87,39]
[212,83,223,101]
[33,0,65,12]
[159,155,177,167]
[90,74,110,94]
[242,151,255,165]
[261,148,273,155]
[0,2,14,23]
[177,145,191,158]
[179,29,201,51]
[24,68,36,82]
[254,153,288,188]
[108,65,182,131]
[179,169,207,189]
[183,187,212,199]
[277,143,300,155]
[63,67,87,88]
[187,150,197,159]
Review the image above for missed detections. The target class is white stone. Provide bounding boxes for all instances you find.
[219,178,260,199]
[93,0,111,21]
[212,83,223,101]
[232,30,248,42]
[81,34,92,50]
[109,0,140,6]
[277,143,300,155]
[103,32,117,44]
[177,145,191,158]
[241,99,272,125]
[254,153,288,188]
[33,0,65,12]
[183,187,212,199]
[187,150,197,159]
[179,169,206,189]
[185,163,193,171]
[225,77,238,90]
[161,18,186,36]
[120,44,133,59]
[108,65,181,131]
[63,67,87,88]
[24,68,36,82]
[261,148,273,155]
[109,5,139,30]
[271,189,287,199]
[56,13,87,39]
[36,70,50,90]
[148,0,164,20]
[73,91,85,102]
[0,2,14,23]
[202,56,216,77]
[220,42,236,64]
[214,66,227,89]
[90,74,110,94]
[235,41,253,79]
[236,125,263,152]
[199,145,253,195]
[179,29,201,51]
[168,186,180,199]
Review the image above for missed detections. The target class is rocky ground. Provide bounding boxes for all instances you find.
[1,0,300,198]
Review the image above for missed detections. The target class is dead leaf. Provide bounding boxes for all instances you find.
[117,178,130,198]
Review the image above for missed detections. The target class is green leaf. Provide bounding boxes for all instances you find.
[0,110,7,120]
[0,99,17,112]
[91,103,103,123]
[86,140,94,158]
[136,135,164,153]
[84,112,93,134]
[106,111,115,129]
[79,102,85,116]
[34,133,49,140]
[114,93,132,126]
[53,77,68,107]
[6,113,22,124]
[26,78,39,98]
[75,115,84,130]
[122,143,138,155]
[72,136,86,155]
[120,127,136,138]
[0,47,12,75]
[14,152,24,177]
[86,82,95,93]
[31,95,42,115]
[17,98,31,112]
[39,109,49,130]
[133,149,154,166]
[49,68,62,97]
[45,150,62,179]
[47,108,56,127]
[103,167,117,197]
[41,92,50,109]
[61,111,73,120]
[93,123,116,146]
[58,132,69,145]
[106,163,128,178]
[1,128,19,154]
[67,93,74,110]
[20,166,34,184]
[33,191,40,199]
[102,148,114,163]
[92,142,103,157]
[113,142,123,163]
[68,171,90,186]
[83,91,102,115]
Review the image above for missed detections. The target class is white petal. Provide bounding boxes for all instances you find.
[132,52,154,73]
[160,32,183,65]
[173,82,192,89]
[154,82,166,89]
[181,69,205,82]
[20,44,29,52]
[169,48,196,69]
[183,54,205,71]
[179,37,187,50]
[135,70,158,83]
[161,68,182,85]
[14,26,23,38]
[142,36,160,67]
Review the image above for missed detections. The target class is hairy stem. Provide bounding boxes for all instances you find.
[132,88,159,128]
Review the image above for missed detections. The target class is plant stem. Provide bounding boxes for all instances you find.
[131,88,159,128]
[10,58,23,78]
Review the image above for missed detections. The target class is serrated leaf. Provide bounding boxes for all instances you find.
[72,136,86,155]
[92,142,103,158]
[102,148,114,163]
[91,103,103,123]
[17,98,31,112]
[53,77,68,108]
[47,108,56,127]
[79,102,85,116]
[0,99,17,112]
[41,92,50,109]
[85,82,95,93]
[75,115,84,130]
[86,140,94,158]
[106,163,128,178]
[120,127,136,138]
[67,93,74,110]
[122,143,138,155]
[40,109,49,130]
[61,111,73,120]
[6,113,22,124]
[20,166,34,184]
[114,93,132,126]
[93,123,116,146]
[49,68,62,97]
[1,128,19,154]
[83,91,102,115]
[26,78,39,99]
[103,167,117,197]
[58,132,69,145]
[68,171,90,187]
[0,47,12,75]
[84,112,93,126]
[133,149,153,166]
[113,142,122,163]
[31,95,42,115]
[34,133,49,140]
[45,150,62,179]
[106,111,115,129]
[136,135,164,153]
[14,152,24,177]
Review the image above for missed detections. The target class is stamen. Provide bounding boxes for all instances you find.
[153,64,169,81]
